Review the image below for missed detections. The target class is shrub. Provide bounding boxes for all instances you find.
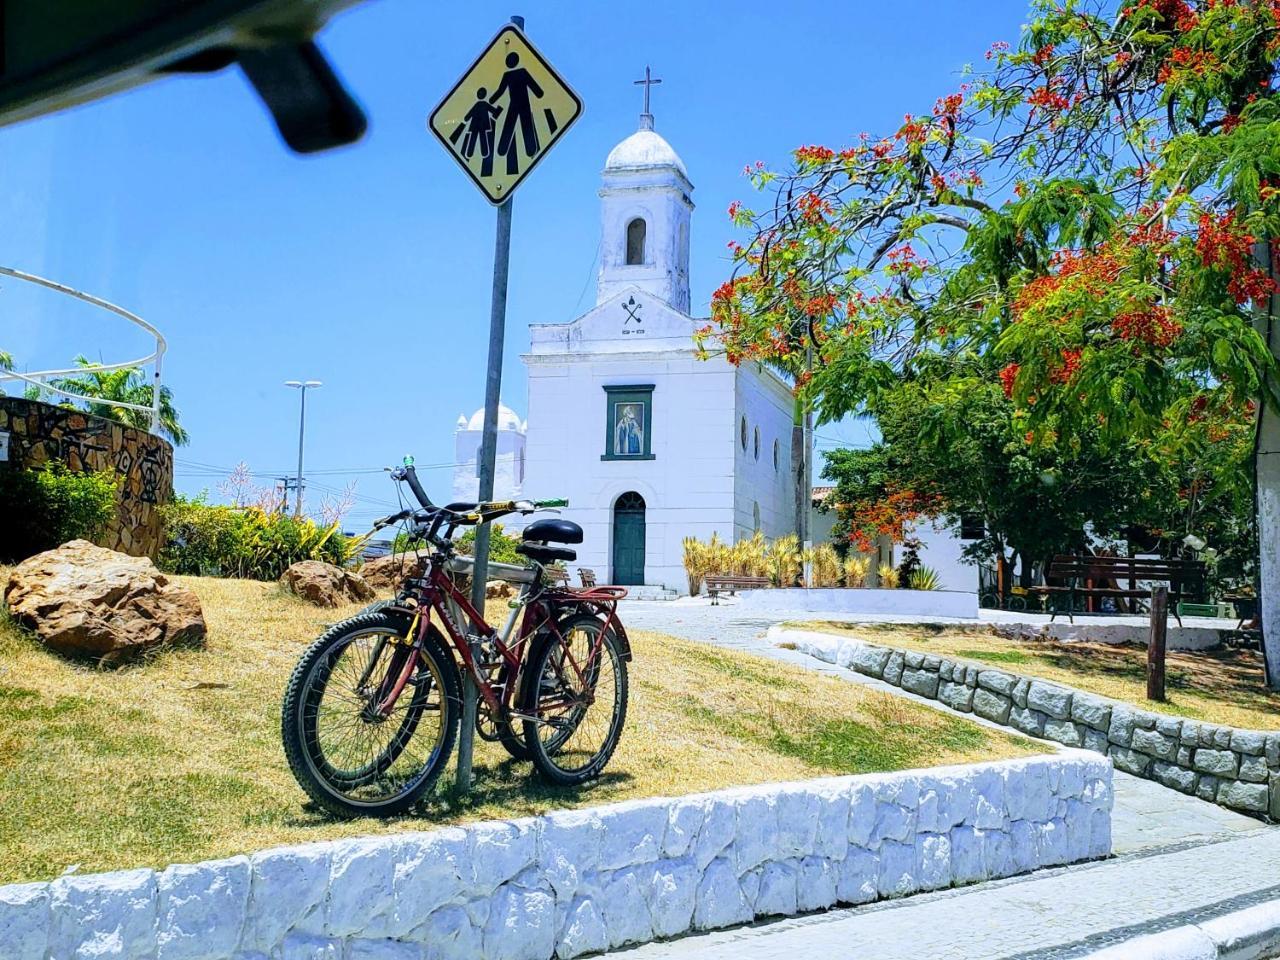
[843,554,871,588]
[804,543,842,587]
[877,563,900,589]
[908,565,943,591]
[682,536,709,595]
[454,523,523,566]
[158,496,358,580]
[765,534,802,587]
[0,463,119,562]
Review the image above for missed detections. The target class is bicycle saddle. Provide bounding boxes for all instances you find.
[516,543,577,564]
[522,518,583,544]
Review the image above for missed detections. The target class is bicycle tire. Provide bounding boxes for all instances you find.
[520,612,627,786]
[281,611,460,819]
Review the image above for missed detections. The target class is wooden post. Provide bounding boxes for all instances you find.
[1147,584,1168,702]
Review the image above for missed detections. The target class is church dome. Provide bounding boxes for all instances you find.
[465,401,523,433]
[604,121,688,178]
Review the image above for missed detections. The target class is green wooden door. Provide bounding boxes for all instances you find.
[612,492,646,585]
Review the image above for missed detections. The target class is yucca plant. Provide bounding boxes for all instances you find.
[908,565,943,591]
[682,536,708,595]
[804,543,842,587]
[765,533,802,587]
[738,530,769,577]
[877,563,900,589]
[843,554,871,588]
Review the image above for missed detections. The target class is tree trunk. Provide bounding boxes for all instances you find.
[1254,238,1280,690]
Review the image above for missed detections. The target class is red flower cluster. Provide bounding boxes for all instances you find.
[985,40,1011,60]
[1051,348,1082,383]
[1031,44,1055,66]
[1014,248,1124,319]
[1122,0,1196,30]
[999,362,1020,398]
[845,489,937,553]
[1157,47,1220,83]
[886,244,928,275]
[1113,305,1182,347]
[1027,84,1070,112]
[1196,209,1276,304]
[895,114,929,145]
[797,191,834,224]
[795,144,835,164]
[727,200,742,219]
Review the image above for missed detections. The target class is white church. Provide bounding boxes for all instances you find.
[453,94,974,595]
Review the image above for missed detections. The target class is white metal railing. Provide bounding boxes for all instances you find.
[0,266,167,435]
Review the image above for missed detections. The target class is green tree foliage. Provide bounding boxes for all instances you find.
[454,523,524,566]
[158,496,357,580]
[707,0,1273,588]
[821,379,1253,588]
[51,357,189,446]
[0,463,119,562]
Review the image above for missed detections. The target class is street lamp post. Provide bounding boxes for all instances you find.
[284,379,322,517]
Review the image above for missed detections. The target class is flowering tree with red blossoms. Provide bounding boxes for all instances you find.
[703,0,1280,685]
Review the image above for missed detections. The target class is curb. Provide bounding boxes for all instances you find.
[771,626,1280,824]
[1078,899,1280,959]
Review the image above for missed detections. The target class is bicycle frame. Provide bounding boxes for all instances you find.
[383,551,630,724]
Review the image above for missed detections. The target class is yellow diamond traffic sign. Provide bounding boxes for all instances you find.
[429,25,583,205]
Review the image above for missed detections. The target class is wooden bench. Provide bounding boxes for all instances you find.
[578,568,598,588]
[705,574,771,604]
[1030,554,1207,624]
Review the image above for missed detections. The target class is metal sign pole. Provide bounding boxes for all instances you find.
[457,20,522,790]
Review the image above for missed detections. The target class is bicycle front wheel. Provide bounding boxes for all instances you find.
[281,611,460,818]
[521,613,628,786]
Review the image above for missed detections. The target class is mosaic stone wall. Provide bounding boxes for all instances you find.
[0,397,173,557]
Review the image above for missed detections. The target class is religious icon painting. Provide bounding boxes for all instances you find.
[613,402,645,456]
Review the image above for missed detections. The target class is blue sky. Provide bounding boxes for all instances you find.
[0,0,1029,528]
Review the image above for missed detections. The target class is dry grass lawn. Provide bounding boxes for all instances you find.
[792,621,1279,732]
[0,575,1036,884]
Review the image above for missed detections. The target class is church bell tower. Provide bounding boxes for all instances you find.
[597,68,693,313]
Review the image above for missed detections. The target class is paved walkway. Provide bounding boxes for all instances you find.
[615,599,1275,958]
[621,830,1280,960]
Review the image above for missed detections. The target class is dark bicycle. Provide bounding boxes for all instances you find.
[281,458,631,818]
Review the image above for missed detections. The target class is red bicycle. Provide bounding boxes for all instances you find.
[281,459,631,818]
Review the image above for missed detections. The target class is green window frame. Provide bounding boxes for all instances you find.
[602,384,655,461]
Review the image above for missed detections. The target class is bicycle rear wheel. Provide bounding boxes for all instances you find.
[282,611,460,818]
[521,613,627,786]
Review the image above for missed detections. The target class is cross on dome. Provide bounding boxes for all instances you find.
[633,65,662,130]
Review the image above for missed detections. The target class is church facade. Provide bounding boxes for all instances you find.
[509,112,797,593]
[453,104,977,595]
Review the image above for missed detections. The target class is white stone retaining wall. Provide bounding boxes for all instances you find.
[782,627,1280,822]
[737,587,979,619]
[0,754,1110,960]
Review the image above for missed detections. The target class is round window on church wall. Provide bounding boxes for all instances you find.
[740,416,747,451]
[753,427,760,461]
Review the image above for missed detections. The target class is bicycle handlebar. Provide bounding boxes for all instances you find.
[385,457,568,539]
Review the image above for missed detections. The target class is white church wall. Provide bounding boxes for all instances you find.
[733,365,797,542]
[913,520,978,593]
[596,180,692,313]
[522,351,738,591]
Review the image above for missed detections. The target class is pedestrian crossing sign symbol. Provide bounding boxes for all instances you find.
[429,25,583,205]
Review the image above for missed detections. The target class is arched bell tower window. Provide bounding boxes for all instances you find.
[626,218,647,265]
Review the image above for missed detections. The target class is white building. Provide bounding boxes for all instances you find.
[507,111,794,592]
[451,402,526,505]
[457,100,977,596]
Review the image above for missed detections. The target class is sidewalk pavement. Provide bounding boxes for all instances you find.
[620,829,1280,960]
[615,599,1277,958]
